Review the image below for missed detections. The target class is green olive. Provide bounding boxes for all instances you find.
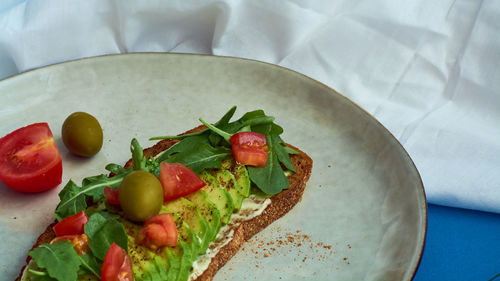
[62,112,103,157]
[119,170,164,222]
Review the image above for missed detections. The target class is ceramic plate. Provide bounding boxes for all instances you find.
[0,53,426,281]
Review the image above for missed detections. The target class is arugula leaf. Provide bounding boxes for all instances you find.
[247,135,290,194]
[130,138,162,174]
[27,270,57,281]
[131,138,147,171]
[84,212,128,260]
[157,135,232,174]
[28,241,81,281]
[142,256,169,281]
[199,108,298,194]
[219,109,277,134]
[54,181,87,221]
[283,145,299,155]
[81,174,111,202]
[271,135,296,172]
[105,163,131,175]
[199,118,232,142]
[149,106,237,141]
[55,173,127,221]
[249,119,284,136]
[78,253,101,277]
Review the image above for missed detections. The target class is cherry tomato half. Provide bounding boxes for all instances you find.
[53,211,88,237]
[0,123,62,192]
[159,162,206,202]
[230,132,268,167]
[136,213,178,250]
[101,243,134,281]
[104,186,120,205]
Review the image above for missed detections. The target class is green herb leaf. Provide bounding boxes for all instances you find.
[247,149,289,195]
[158,135,232,174]
[142,256,169,281]
[199,118,232,142]
[105,163,131,175]
[28,242,81,281]
[55,173,127,221]
[247,134,289,194]
[250,120,284,136]
[130,138,161,174]
[150,106,237,141]
[78,253,101,277]
[27,269,49,277]
[271,135,296,172]
[55,181,87,221]
[27,269,58,281]
[84,212,128,260]
[283,145,299,155]
[81,174,111,202]
[30,272,57,281]
[218,109,276,134]
[131,138,147,171]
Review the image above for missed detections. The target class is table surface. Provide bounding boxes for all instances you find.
[414,204,500,281]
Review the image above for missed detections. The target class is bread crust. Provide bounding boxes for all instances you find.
[17,125,312,281]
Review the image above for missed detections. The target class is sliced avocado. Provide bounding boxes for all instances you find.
[162,198,213,255]
[162,198,210,246]
[170,213,200,259]
[221,159,251,197]
[186,190,221,248]
[199,171,235,225]
[122,220,160,280]
[211,169,244,211]
[181,221,201,263]
[128,234,165,281]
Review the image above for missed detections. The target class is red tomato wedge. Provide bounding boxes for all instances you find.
[104,186,120,205]
[230,132,268,167]
[136,213,178,250]
[102,243,134,281]
[159,162,206,202]
[0,123,62,192]
[53,211,88,237]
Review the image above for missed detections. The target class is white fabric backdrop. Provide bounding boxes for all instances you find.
[1,0,499,213]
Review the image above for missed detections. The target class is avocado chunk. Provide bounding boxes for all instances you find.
[199,171,235,225]
[211,169,244,211]
[180,221,201,263]
[168,213,202,264]
[185,190,221,252]
[164,197,213,247]
[221,159,251,197]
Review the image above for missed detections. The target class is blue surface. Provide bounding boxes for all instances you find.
[414,204,500,281]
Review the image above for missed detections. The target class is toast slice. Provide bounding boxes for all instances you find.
[17,125,313,281]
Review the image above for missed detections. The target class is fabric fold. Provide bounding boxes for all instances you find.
[0,0,499,213]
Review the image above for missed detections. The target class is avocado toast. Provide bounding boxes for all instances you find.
[17,107,313,281]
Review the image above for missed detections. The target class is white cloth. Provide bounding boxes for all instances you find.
[1,0,499,213]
